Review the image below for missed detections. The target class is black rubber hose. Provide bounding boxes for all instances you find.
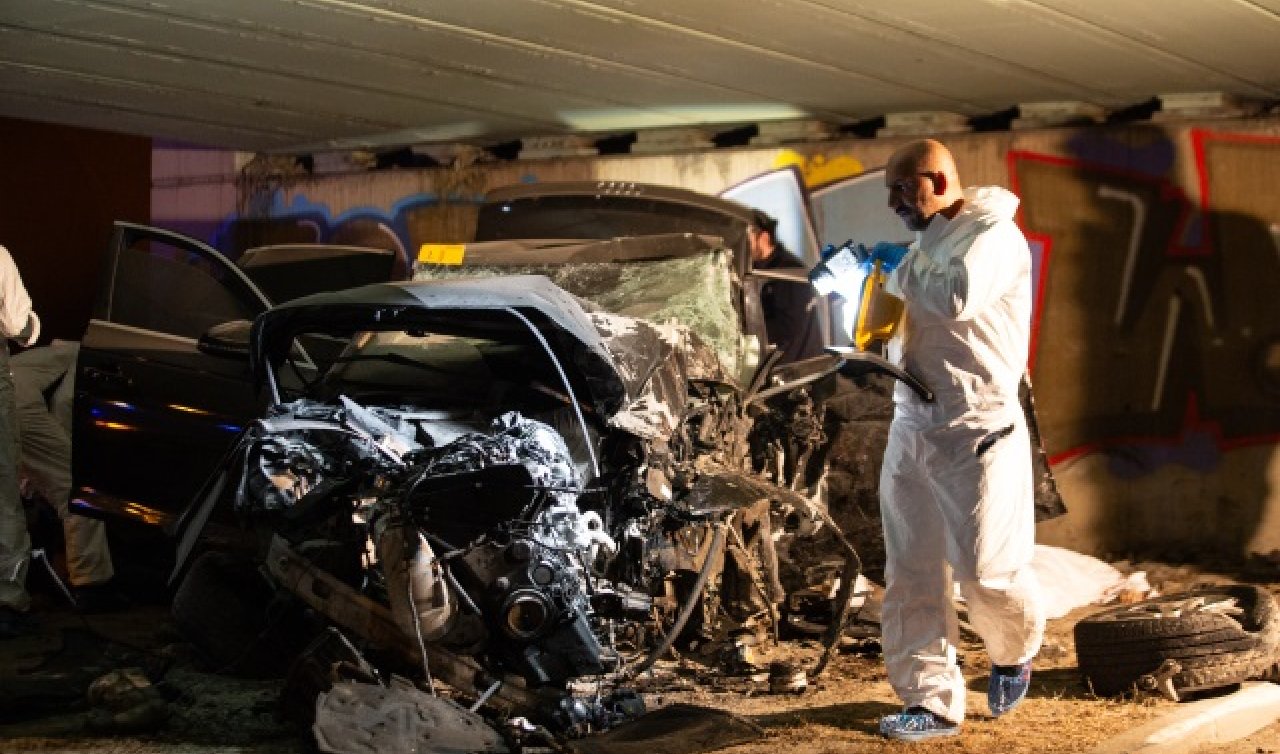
[808,551,861,680]
[630,523,727,677]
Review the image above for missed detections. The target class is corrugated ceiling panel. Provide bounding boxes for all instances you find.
[2,0,1276,150]
[829,0,1276,99]
[580,0,1115,108]
[0,90,297,149]
[1031,0,1280,91]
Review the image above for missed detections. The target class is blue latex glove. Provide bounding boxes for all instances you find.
[820,241,853,262]
[859,242,910,272]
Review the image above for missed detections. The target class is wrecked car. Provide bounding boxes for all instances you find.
[167,231,885,732]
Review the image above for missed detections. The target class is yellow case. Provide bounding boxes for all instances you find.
[853,260,904,350]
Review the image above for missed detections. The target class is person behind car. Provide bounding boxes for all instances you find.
[863,140,1045,741]
[0,243,42,638]
[12,340,123,614]
[749,209,822,363]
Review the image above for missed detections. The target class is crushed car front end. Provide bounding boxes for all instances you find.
[170,267,833,731]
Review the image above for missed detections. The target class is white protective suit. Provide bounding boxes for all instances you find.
[878,186,1045,724]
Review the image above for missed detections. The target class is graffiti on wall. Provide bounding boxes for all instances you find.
[1012,129,1280,476]
[212,190,492,279]
[772,149,865,189]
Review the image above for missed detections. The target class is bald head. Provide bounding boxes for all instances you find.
[885,139,965,232]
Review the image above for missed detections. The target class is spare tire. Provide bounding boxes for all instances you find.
[1074,584,1280,698]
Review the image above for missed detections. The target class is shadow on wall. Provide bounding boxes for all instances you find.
[1015,125,1280,561]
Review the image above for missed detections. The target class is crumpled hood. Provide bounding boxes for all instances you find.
[252,275,723,440]
[589,311,727,440]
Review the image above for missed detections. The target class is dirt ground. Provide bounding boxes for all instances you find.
[2,562,1277,754]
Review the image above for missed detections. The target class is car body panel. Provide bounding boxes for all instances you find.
[253,275,628,416]
[477,180,756,262]
[252,273,731,441]
[72,223,272,526]
[72,223,398,528]
[237,244,397,304]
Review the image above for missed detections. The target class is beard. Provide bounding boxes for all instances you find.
[897,207,929,232]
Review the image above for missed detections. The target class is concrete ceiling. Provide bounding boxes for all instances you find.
[2,0,1278,153]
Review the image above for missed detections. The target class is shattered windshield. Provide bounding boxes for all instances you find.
[413,250,746,376]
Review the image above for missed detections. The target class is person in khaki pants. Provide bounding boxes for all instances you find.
[0,243,41,638]
[12,339,120,613]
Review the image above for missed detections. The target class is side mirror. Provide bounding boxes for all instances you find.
[197,320,253,360]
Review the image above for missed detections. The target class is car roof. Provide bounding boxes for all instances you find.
[237,244,393,267]
[481,180,756,224]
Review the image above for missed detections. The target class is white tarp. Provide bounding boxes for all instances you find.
[1030,544,1154,620]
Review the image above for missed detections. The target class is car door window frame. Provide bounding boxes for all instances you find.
[97,222,314,368]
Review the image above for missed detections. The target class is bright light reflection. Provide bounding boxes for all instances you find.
[287,122,488,153]
[168,404,211,416]
[122,502,164,526]
[94,420,137,432]
[813,268,868,341]
[557,104,809,132]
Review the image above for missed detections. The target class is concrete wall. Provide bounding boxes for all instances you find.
[0,117,151,341]
[154,117,1280,563]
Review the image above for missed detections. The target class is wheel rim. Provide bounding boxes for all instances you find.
[1093,592,1243,624]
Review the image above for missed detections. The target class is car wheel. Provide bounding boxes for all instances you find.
[1074,584,1280,698]
[172,551,314,677]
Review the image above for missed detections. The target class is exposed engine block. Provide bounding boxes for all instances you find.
[235,401,618,688]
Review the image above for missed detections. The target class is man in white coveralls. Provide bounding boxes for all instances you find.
[862,139,1045,741]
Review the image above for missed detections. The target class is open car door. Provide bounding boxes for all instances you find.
[71,223,272,529]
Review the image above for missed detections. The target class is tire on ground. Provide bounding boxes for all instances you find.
[1074,584,1280,697]
[171,551,307,677]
